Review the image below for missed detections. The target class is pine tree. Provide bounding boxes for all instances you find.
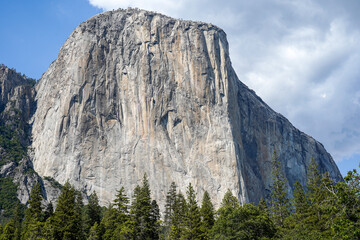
[282,181,311,239]
[112,221,134,240]
[234,203,276,239]
[51,181,83,240]
[305,158,322,231]
[333,165,360,239]
[88,222,102,240]
[1,220,15,240]
[307,158,322,203]
[293,181,308,215]
[114,187,129,216]
[84,192,101,236]
[149,200,160,239]
[131,185,145,239]
[24,183,42,221]
[210,190,239,239]
[130,174,155,239]
[165,182,177,227]
[211,191,276,239]
[270,150,290,227]
[305,158,332,237]
[73,191,85,240]
[318,172,336,237]
[288,158,337,239]
[42,202,54,222]
[101,186,132,239]
[181,183,203,240]
[42,215,54,240]
[22,182,44,239]
[258,197,268,212]
[220,189,239,209]
[169,192,186,240]
[164,182,177,239]
[100,205,118,240]
[200,191,214,239]
[12,202,22,240]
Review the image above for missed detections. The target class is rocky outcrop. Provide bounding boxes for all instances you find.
[31,9,342,208]
[0,65,35,129]
[0,65,61,205]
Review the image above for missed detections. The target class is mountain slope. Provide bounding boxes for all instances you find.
[0,65,61,216]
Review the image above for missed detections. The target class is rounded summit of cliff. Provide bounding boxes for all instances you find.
[78,7,225,36]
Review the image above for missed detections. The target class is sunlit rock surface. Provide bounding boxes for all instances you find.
[31,8,342,208]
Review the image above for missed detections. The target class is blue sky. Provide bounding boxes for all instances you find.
[1,0,359,176]
[0,0,101,79]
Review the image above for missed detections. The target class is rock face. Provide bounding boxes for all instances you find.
[0,65,61,205]
[31,9,342,207]
[0,65,35,126]
[0,65,37,203]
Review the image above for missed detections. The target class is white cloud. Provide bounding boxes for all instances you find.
[88,0,360,162]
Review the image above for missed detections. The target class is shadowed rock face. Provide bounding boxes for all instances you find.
[31,8,342,207]
[0,66,62,205]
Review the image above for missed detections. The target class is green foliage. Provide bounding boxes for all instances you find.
[74,190,86,240]
[114,187,129,216]
[42,202,54,222]
[165,182,177,228]
[200,191,214,239]
[211,191,276,240]
[100,206,119,239]
[84,192,101,236]
[11,203,22,240]
[0,124,27,166]
[43,176,63,190]
[181,183,203,240]
[88,222,102,240]
[26,183,43,221]
[169,192,187,240]
[281,159,358,240]
[270,150,290,227]
[257,197,268,212]
[210,190,238,239]
[50,181,84,240]
[282,181,311,239]
[332,166,360,239]
[220,189,239,209]
[301,159,335,238]
[0,92,34,168]
[149,200,161,239]
[2,162,359,240]
[130,174,159,240]
[0,72,36,222]
[0,220,15,240]
[292,181,308,215]
[0,178,20,220]
[23,182,44,239]
[100,186,133,239]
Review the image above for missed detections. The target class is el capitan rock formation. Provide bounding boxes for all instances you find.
[28,8,341,207]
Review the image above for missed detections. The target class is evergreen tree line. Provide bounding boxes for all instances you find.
[0,157,359,240]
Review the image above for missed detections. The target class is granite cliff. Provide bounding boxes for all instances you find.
[27,8,342,207]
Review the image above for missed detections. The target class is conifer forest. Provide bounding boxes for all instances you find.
[0,154,359,240]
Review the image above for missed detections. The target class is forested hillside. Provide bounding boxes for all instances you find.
[0,64,37,222]
[0,65,61,225]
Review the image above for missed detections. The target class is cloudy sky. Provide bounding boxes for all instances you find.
[1,0,359,175]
